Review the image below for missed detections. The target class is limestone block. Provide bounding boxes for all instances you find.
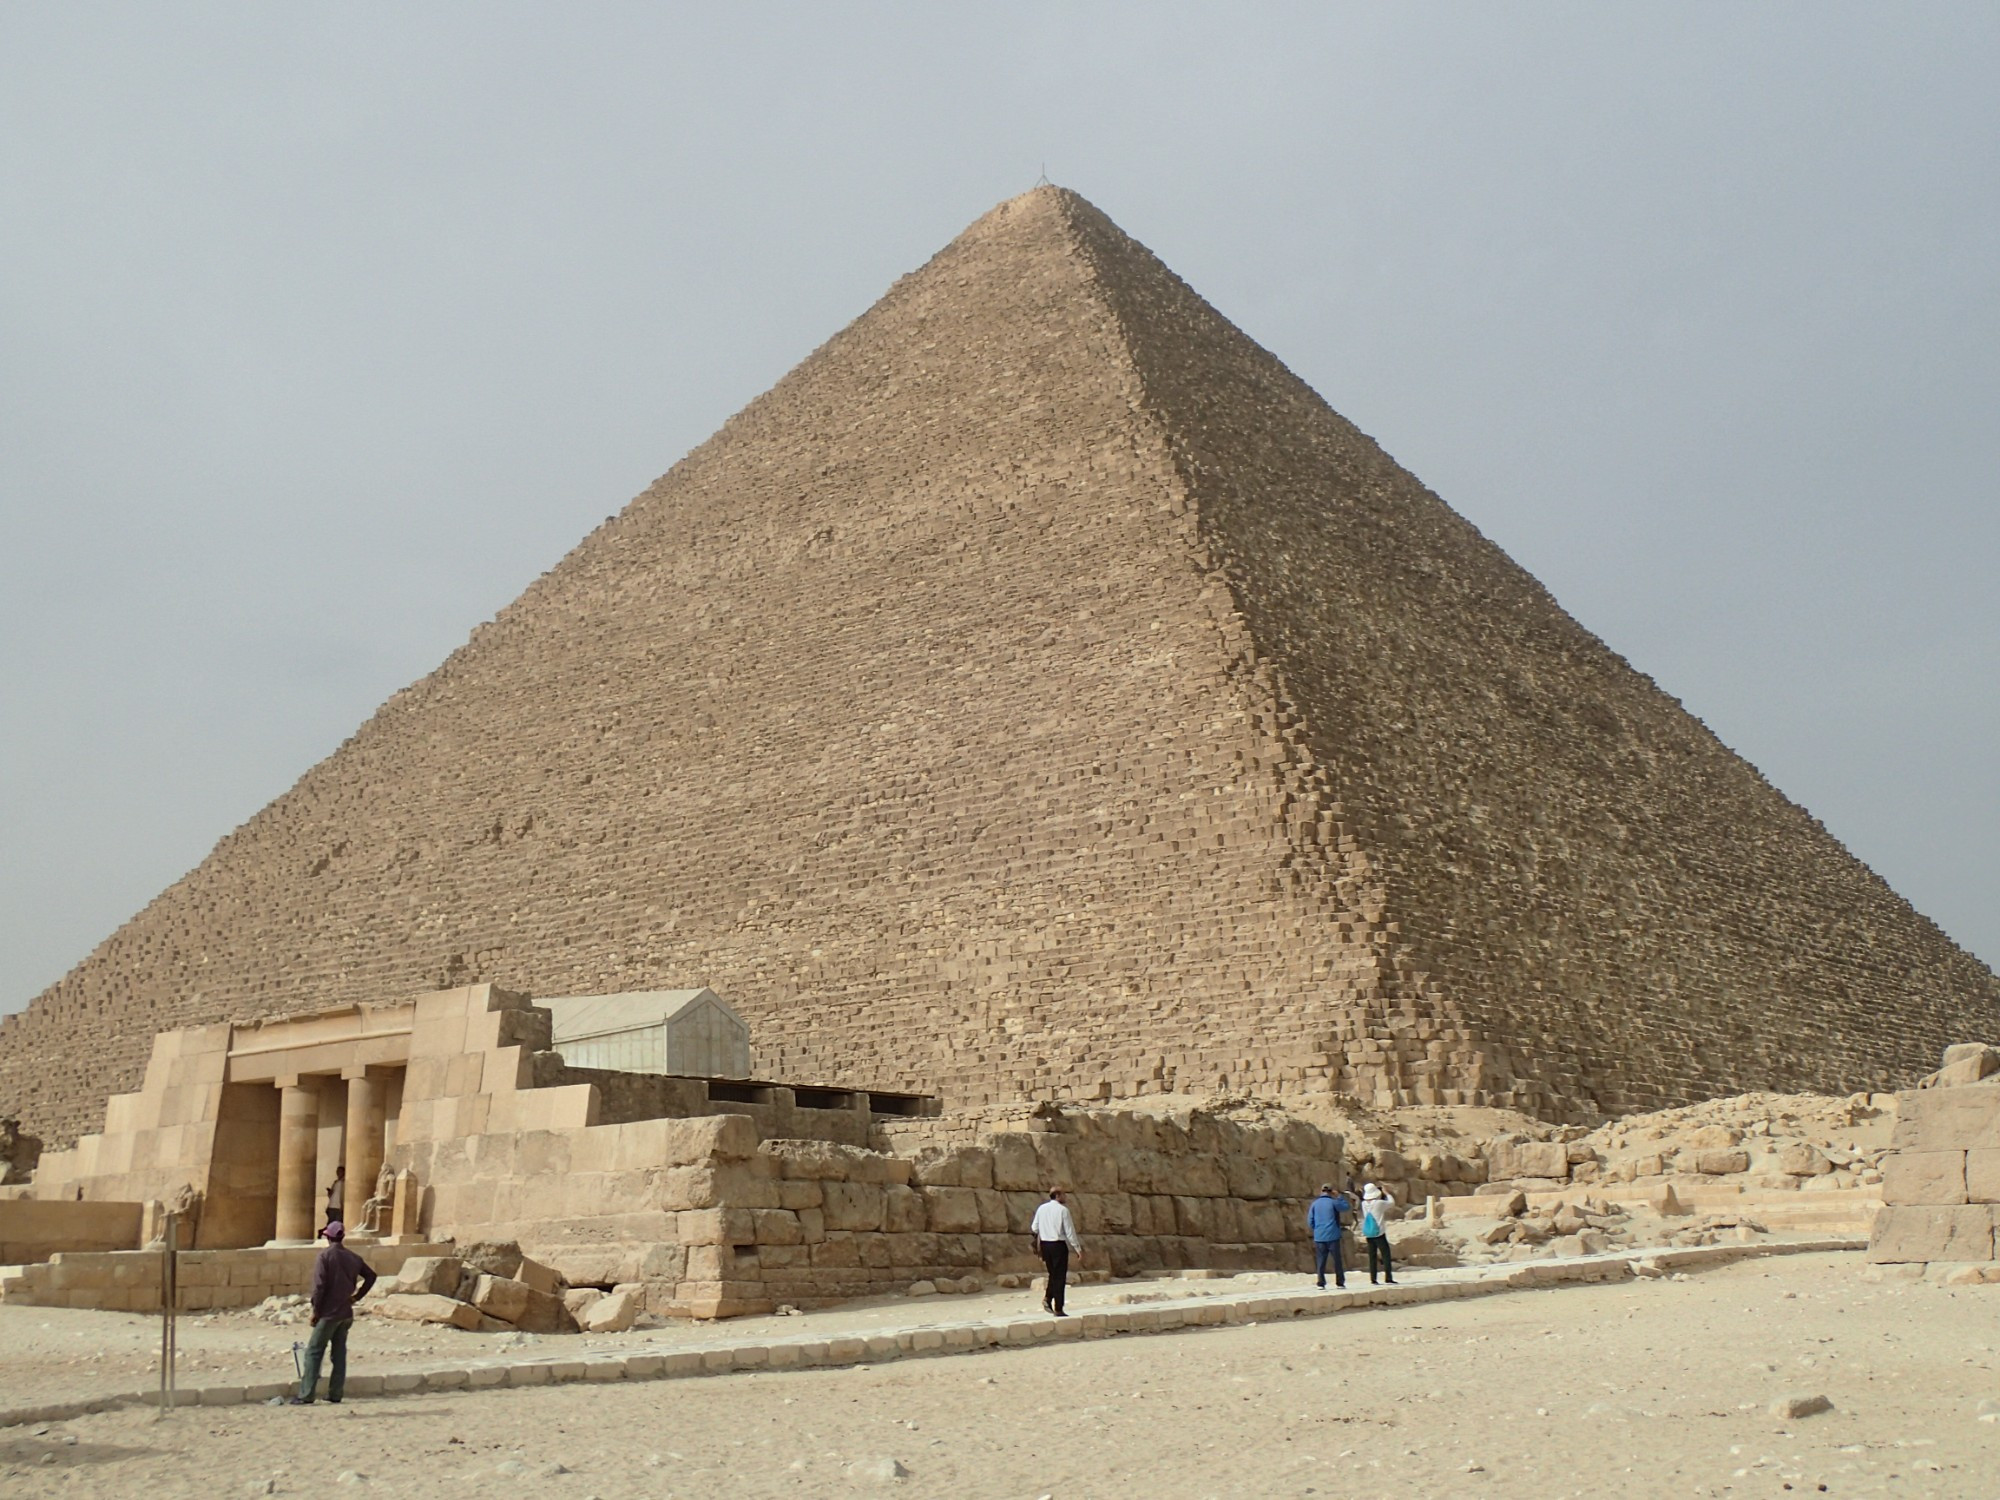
[797,1207,825,1242]
[562,1287,602,1319]
[1927,1046,2000,1088]
[711,1164,783,1210]
[375,1292,484,1330]
[1776,1144,1832,1176]
[1690,1125,1742,1149]
[777,1179,823,1211]
[1892,1087,2000,1152]
[1173,1196,1214,1238]
[1176,1154,1227,1197]
[470,1273,537,1325]
[753,1209,803,1245]
[515,1255,564,1296]
[579,1284,643,1332]
[1868,1203,1996,1263]
[655,1165,722,1212]
[990,1135,1042,1193]
[1490,1141,1568,1180]
[821,1182,885,1232]
[909,1149,958,1187]
[810,1235,859,1269]
[1882,1149,1967,1207]
[1694,1150,1751,1176]
[924,1187,982,1235]
[685,1244,736,1280]
[677,1208,755,1247]
[882,1185,926,1234]
[1226,1155,1274,1200]
[955,1148,995,1191]
[887,1232,939,1268]
[773,1141,850,1181]
[974,1189,1009,1233]
[846,1152,909,1186]
[1064,1141,1118,1194]
[1966,1149,2000,1204]
[393,1256,463,1298]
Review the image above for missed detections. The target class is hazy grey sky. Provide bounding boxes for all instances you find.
[3,5,1995,1017]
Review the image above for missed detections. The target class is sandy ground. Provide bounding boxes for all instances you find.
[1,1252,1994,1499]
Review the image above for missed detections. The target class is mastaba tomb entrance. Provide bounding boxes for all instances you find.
[25,984,935,1259]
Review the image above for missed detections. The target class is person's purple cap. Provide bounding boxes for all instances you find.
[322,1221,345,1240]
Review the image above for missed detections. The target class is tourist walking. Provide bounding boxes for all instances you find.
[1029,1188,1083,1316]
[1306,1183,1351,1288]
[288,1221,377,1405]
[1360,1182,1396,1284]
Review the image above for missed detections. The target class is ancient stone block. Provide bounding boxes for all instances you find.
[1694,1150,1751,1176]
[1868,1203,1996,1263]
[1966,1149,2000,1205]
[392,1256,462,1297]
[1490,1141,1568,1179]
[882,1185,926,1234]
[580,1284,644,1332]
[1775,1144,1831,1176]
[374,1292,483,1330]
[1882,1149,1967,1207]
[469,1273,535,1325]
[924,1187,982,1235]
[990,1135,1042,1193]
[1891,1087,2000,1152]
[821,1182,885,1232]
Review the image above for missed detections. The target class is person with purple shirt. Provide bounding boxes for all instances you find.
[287,1221,377,1405]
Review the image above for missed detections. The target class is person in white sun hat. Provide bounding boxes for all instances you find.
[1360,1182,1397,1285]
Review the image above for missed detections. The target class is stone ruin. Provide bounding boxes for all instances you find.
[3,188,1995,1161]
[1868,1043,2000,1281]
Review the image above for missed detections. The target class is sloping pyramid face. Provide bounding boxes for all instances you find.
[5,188,1995,1146]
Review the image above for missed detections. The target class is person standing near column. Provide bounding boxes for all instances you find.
[324,1165,345,1226]
[288,1221,376,1405]
[1029,1188,1082,1317]
[1360,1182,1396,1285]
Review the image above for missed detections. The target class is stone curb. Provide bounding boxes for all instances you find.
[0,1237,1863,1428]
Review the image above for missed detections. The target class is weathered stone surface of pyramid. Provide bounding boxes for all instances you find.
[5,188,1995,1146]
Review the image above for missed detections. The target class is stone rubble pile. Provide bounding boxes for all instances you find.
[365,1241,644,1336]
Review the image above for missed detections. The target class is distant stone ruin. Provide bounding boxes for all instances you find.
[3,186,1996,1152]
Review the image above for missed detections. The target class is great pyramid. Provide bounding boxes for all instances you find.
[5,187,1995,1148]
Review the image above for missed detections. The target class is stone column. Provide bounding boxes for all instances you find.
[342,1068,387,1232]
[273,1078,319,1244]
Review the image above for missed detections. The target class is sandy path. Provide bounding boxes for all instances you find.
[2,1254,1993,1498]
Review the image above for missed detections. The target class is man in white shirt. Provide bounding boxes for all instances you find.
[1028,1188,1082,1316]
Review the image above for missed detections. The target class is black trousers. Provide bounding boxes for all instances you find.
[1367,1234,1394,1282]
[1038,1240,1070,1313]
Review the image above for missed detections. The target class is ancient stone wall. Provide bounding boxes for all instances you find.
[1869,1047,2000,1272]
[4,188,1994,1150]
[392,1105,1355,1317]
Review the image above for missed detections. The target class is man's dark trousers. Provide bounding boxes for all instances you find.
[298,1316,352,1402]
[1313,1238,1346,1288]
[1038,1240,1070,1314]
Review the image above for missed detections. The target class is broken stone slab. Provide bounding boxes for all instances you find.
[374,1293,484,1331]
[578,1284,643,1333]
[1769,1394,1832,1420]
[390,1256,463,1298]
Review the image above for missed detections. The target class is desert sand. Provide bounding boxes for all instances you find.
[1,1251,1992,1499]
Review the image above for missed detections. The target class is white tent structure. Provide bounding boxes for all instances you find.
[538,988,751,1078]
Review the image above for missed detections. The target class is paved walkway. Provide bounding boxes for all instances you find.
[0,1236,1862,1428]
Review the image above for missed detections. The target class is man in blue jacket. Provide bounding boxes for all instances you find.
[1306,1183,1351,1289]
